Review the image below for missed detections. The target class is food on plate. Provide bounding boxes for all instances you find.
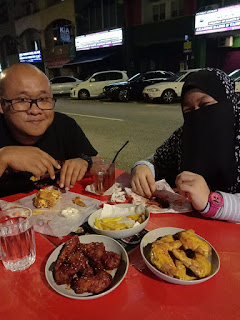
[175,229,211,258]
[53,235,121,294]
[33,188,61,208]
[72,196,86,207]
[94,213,146,231]
[61,207,79,219]
[30,176,40,182]
[150,229,212,280]
[146,197,170,209]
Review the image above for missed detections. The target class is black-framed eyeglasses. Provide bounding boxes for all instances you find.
[0,97,56,111]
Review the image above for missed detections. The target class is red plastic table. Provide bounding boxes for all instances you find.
[0,169,239,320]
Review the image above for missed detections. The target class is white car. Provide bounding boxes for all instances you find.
[50,76,82,95]
[229,70,240,95]
[142,69,202,103]
[70,70,128,100]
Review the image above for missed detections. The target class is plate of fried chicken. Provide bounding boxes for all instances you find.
[45,234,129,299]
[140,228,220,285]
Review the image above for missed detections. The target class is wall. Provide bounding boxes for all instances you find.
[125,0,142,26]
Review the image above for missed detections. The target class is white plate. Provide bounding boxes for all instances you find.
[88,204,150,239]
[45,234,129,299]
[140,227,220,285]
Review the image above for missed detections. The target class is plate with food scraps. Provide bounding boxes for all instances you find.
[45,234,129,299]
[88,203,150,239]
[140,227,220,285]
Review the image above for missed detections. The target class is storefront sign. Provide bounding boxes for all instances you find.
[195,4,240,35]
[19,50,42,63]
[46,58,71,68]
[183,41,192,53]
[60,27,71,43]
[75,28,123,51]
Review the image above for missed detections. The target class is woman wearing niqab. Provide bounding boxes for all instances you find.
[131,68,240,223]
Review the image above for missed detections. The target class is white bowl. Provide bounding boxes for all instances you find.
[88,203,150,239]
[45,234,129,299]
[140,227,220,285]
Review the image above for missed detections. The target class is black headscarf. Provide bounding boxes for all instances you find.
[181,68,239,192]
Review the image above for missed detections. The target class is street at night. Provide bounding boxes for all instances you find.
[55,97,183,171]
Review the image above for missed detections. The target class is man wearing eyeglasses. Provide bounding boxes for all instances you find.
[0,63,97,196]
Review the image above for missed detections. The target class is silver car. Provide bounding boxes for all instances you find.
[50,76,82,95]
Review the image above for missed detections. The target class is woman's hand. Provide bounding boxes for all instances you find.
[131,165,156,198]
[58,158,89,190]
[175,171,210,211]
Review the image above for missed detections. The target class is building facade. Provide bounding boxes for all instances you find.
[1,0,240,78]
[0,0,76,77]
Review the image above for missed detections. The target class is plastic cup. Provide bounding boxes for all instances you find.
[91,158,115,195]
[0,206,36,271]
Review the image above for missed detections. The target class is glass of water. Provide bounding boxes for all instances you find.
[0,206,36,271]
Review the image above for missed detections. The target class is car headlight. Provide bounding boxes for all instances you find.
[147,88,160,92]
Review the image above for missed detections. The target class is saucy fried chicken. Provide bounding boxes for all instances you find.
[55,235,79,271]
[53,235,121,294]
[71,270,112,294]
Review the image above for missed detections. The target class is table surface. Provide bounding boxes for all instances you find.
[0,169,240,320]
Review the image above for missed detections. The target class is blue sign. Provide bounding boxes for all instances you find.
[19,50,42,63]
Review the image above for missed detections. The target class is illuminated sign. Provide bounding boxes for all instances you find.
[19,50,42,63]
[75,28,123,51]
[60,26,71,43]
[195,4,240,35]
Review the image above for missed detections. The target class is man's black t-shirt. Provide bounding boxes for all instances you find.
[0,112,97,196]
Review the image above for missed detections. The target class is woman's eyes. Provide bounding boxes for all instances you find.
[183,101,215,113]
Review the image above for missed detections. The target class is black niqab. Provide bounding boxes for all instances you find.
[181,69,237,191]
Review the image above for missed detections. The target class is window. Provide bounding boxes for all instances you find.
[107,72,122,80]
[171,1,178,18]
[93,73,107,82]
[77,0,124,34]
[0,1,9,23]
[152,3,166,22]
[171,0,183,18]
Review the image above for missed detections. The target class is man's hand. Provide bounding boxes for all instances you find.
[0,146,60,179]
[175,171,210,211]
[58,158,88,190]
[131,165,156,198]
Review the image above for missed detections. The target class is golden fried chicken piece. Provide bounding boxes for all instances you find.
[174,260,196,281]
[176,229,212,258]
[172,249,211,278]
[158,235,174,243]
[72,196,86,207]
[33,188,61,208]
[150,239,182,277]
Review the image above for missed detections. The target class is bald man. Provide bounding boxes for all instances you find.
[0,63,97,196]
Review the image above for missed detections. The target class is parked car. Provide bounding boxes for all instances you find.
[70,70,128,100]
[102,70,174,102]
[50,76,82,95]
[229,69,240,81]
[142,69,202,103]
[229,70,240,95]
